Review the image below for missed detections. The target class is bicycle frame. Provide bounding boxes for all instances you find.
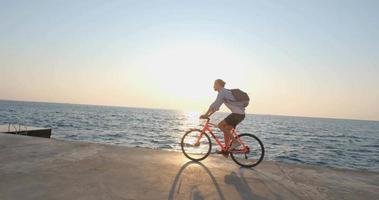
[194,119,249,154]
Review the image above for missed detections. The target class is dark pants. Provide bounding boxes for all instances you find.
[224,113,245,128]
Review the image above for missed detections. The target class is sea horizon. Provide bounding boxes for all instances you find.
[1,99,378,123]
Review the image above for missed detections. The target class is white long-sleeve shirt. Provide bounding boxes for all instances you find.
[209,87,245,114]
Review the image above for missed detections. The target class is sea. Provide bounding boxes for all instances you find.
[0,100,378,172]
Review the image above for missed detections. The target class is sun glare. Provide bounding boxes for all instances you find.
[128,42,251,111]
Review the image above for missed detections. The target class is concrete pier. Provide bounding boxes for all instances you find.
[0,134,378,200]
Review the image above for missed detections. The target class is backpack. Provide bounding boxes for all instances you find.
[230,89,250,107]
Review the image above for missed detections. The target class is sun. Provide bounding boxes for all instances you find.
[128,42,251,111]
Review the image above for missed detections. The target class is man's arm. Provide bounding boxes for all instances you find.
[201,91,224,118]
[201,107,216,118]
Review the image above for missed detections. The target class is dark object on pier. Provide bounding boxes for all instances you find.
[0,124,51,138]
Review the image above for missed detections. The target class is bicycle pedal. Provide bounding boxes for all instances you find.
[216,150,229,158]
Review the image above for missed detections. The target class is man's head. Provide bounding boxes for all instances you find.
[214,79,225,91]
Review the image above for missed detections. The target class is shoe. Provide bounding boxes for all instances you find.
[216,149,229,158]
[229,141,242,150]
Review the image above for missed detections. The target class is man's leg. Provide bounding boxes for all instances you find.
[218,120,235,147]
[220,113,245,151]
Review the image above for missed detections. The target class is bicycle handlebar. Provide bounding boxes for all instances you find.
[200,116,210,122]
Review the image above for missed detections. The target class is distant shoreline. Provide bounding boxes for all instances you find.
[1,99,378,122]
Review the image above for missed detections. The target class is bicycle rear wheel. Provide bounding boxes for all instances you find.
[181,129,212,161]
[230,133,265,167]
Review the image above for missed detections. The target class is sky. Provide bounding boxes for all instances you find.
[0,0,378,121]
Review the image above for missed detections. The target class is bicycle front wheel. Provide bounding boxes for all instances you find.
[230,133,265,167]
[181,129,212,161]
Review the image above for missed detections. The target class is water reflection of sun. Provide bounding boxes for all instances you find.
[171,111,201,151]
[184,111,200,124]
[178,110,201,132]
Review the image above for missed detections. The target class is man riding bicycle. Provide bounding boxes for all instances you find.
[200,79,247,157]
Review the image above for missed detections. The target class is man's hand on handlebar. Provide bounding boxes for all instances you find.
[199,114,209,119]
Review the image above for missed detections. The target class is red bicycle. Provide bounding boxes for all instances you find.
[181,117,265,167]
